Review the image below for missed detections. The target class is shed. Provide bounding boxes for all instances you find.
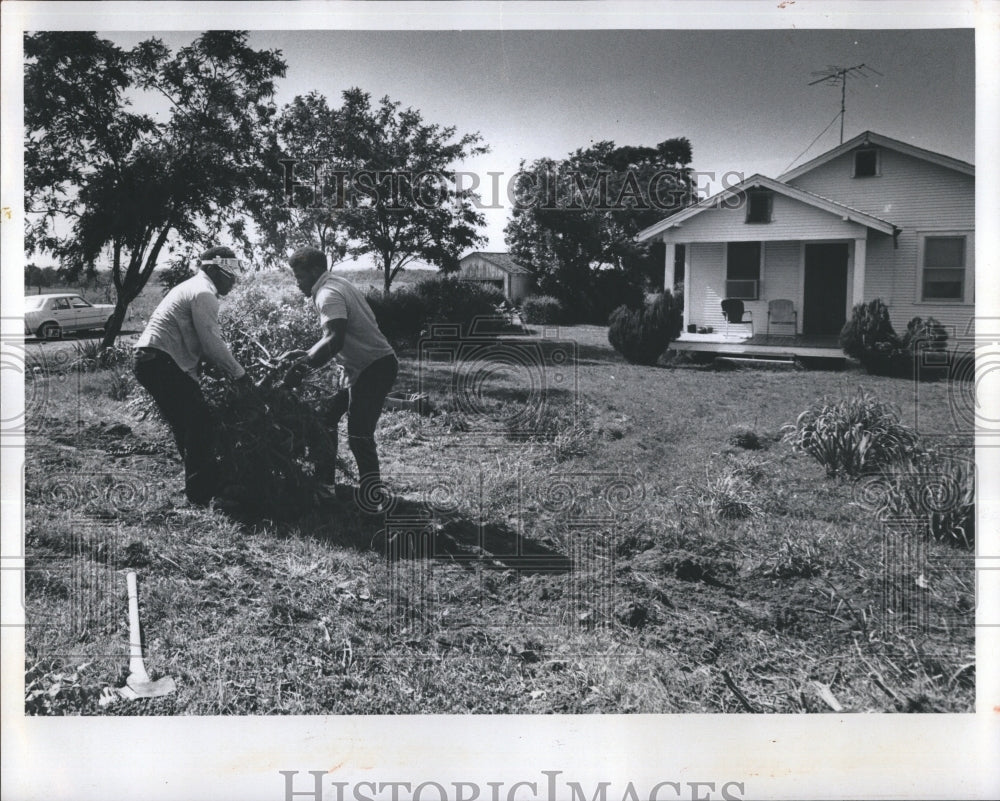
[458,252,533,303]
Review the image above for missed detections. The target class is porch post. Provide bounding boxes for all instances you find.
[664,239,676,292]
[853,236,867,306]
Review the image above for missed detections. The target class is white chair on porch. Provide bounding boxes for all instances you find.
[766,299,797,336]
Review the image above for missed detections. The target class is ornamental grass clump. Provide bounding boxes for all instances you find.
[783,388,919,477]
[876,449,975,547]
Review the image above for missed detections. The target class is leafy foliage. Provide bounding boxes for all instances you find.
[262,88,489,292]
[504,138,692,315]
[840,301,951,378]
[412,276,507,335]
[783,388,920,477]
[364,287,429,343]
[202,276,347,519]
[876,449,975,547]
[520,295,565,325]
[607,291,683,365]
[838,298,907,376]
[24,31,287,348]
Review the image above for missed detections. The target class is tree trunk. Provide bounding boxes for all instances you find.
[99,227,172,349]
[100,294,132,349]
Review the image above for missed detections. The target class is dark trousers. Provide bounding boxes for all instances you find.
[326,354,398,503]
[134,349,217,505]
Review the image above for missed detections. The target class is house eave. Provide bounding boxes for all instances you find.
[635,173,897,241]
[778,130,975,182]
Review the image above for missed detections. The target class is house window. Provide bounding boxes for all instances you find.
[921,235,966,301]
[726,241,761,299]
[674,244,685,286]
[745,189,773,223]
[854,147,879,177]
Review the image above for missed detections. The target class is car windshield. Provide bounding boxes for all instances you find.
[24,296,48,310]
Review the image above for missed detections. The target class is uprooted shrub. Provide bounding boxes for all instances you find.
[782,388,920,477]
[131,275,348,519]
[607,291,683,365]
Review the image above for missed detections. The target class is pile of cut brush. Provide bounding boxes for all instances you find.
[200,333,353,519]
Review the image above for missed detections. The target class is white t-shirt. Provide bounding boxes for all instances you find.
[135,271,245,380]
[310,272,395,385]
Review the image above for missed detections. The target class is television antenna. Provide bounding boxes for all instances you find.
[809,63,882,144]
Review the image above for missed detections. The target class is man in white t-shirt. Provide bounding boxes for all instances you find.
[134,245,252,505]
[281,247,398,510]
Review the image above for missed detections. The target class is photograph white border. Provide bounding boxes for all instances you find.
[2,3,998,800]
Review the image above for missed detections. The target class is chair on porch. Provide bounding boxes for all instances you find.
[766,299,797,336]
[720,298,753,337]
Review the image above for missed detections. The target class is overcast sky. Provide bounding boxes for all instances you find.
[97,27,975,257]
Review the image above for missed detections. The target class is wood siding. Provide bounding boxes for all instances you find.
[787,147,975,337]
[459,257,508,280]
[687,241,804,333]
[659,192,868,244]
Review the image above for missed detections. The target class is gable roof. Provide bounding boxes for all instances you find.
[461,251,532,275]
[779,130,975,182]
[635,173,898,242]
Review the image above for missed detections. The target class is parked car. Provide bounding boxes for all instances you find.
[24,293,115,340]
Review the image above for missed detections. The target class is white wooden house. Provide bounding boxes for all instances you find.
[458,252,534,303]
[636,131,975,357]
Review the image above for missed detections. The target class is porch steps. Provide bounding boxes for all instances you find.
[713,355,798,369]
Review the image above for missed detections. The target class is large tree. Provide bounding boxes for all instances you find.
[256,92,347,269]
[504,138,694,305]
[265,88,489,294]
[24,31,286,347]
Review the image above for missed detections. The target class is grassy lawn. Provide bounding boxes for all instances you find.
[22,305,975,714]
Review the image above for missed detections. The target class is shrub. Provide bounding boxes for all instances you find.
[107,367,134,401]
[520,295,564,325]
[877,449,974,547]
[901,316,949,353]
[783,388,920,477]
[365,287,428,342]
[589,270,646,325]
[218,277,320,366]
[607,291,683,365]
[71,340,134,372]
[839,298,904,375]
[413,275,507,335]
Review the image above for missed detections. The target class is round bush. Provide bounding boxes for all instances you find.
[413,275,506,335]
[607,291,682,365]
[520,295,564,325]
[365,287,428,342]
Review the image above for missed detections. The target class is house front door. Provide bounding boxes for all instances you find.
[803,243,849,336]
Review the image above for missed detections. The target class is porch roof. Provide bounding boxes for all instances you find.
[635,173,898,242]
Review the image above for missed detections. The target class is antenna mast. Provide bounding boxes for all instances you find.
[809,63,882,144]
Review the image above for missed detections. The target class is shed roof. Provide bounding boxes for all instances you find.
[461,251,532,276]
